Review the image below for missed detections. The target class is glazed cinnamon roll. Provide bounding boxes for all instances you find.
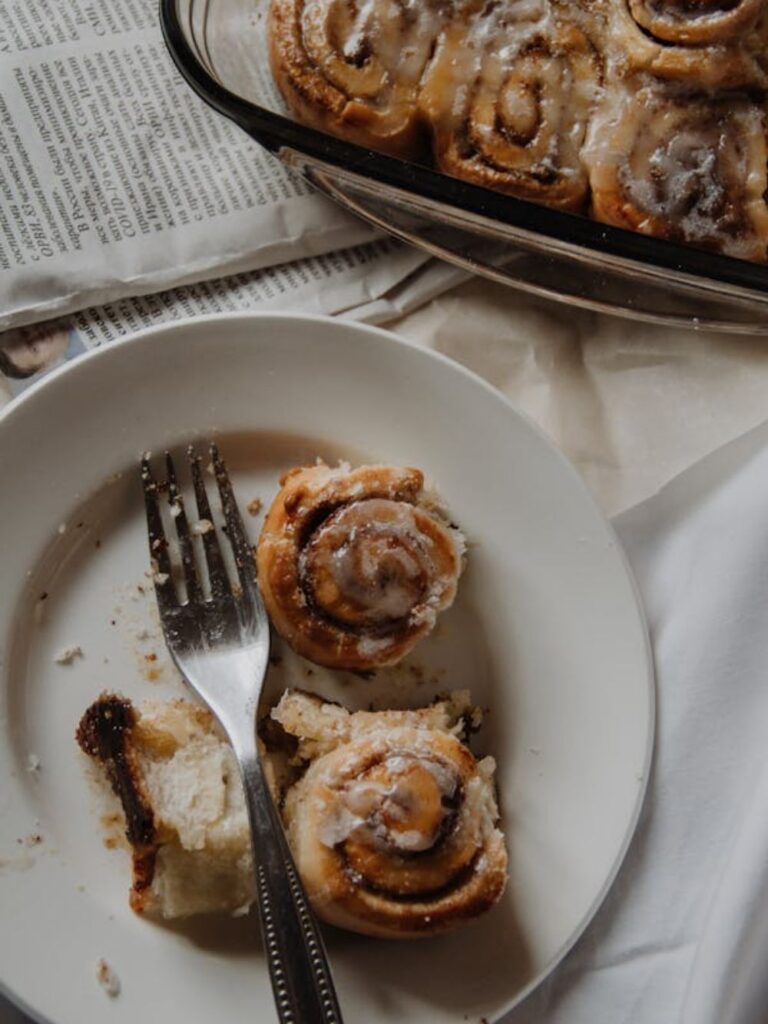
[420,13,603,211]
[256,463,465,671]
[584,84,768,261]
[271,690,507,938]
[269,0,453,158]
[608,0,768,89]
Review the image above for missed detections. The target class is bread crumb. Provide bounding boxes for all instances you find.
[247,497,262,516]
[96,959,120,998]
[191,518,214,536]
[54,645,83,665]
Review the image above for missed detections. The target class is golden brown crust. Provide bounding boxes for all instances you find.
[257,464,464,671]
[281,723,508,938]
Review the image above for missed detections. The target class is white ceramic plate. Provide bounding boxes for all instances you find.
[0,314,653,1024]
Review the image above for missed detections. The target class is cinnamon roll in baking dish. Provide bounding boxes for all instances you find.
[608,0,768,89]
[420,13,602,211]
[584,85,768,261]
[271,690,507,938]
[269,0,768,262]
[269,0,453,157]
[256,463,465,671]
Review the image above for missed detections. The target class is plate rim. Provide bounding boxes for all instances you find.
[0,311,656,1023]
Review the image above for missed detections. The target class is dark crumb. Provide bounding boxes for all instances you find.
[39,591,48,602]
[350,669,376,681]
[408,664,426,683]
[137,584,145,594]
[144,653,157,663]
[258,714,299,758]
[268,654,283,667]
[247,497,263,516]
[304,668,314,677]
[110,619,116,626]
[76,521,84,529]
[95,539,102,549]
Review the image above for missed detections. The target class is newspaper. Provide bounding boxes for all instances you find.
[0,239,468,407]
[0,0,380,332]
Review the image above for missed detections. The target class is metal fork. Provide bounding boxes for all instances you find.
[141,442,343,1024]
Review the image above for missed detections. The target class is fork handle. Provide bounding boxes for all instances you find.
[238,752,344,1024]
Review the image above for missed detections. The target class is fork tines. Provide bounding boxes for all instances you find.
[140,444,257,607]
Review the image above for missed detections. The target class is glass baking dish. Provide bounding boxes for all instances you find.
[160,0,768,332]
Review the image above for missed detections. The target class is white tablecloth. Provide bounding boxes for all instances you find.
[507,420,768,1024]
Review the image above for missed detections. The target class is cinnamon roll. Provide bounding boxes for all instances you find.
[584,84,768,261]
[256,463,465,671]
[269,0,453,158]
[609,0,768,89]
[271,690,507,938]
[420,12,603,211]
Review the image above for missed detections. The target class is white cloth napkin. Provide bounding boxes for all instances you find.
[507,419,768,1024]
[5,423,768,1024]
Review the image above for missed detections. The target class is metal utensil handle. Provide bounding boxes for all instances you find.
[241,754,344,1024]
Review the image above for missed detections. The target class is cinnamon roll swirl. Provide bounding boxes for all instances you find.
[584,84,768,261]
[420,14,602,211]
[609,0,768,89]
[627,0,766,45]
[256,463,465,671]
[269,0,453,158]
[271,690,507,938]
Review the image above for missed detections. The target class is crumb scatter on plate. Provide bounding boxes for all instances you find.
[96,959,121,998]
[54,645,83,666]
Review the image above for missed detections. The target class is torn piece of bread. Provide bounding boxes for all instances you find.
[76,695,254,918]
